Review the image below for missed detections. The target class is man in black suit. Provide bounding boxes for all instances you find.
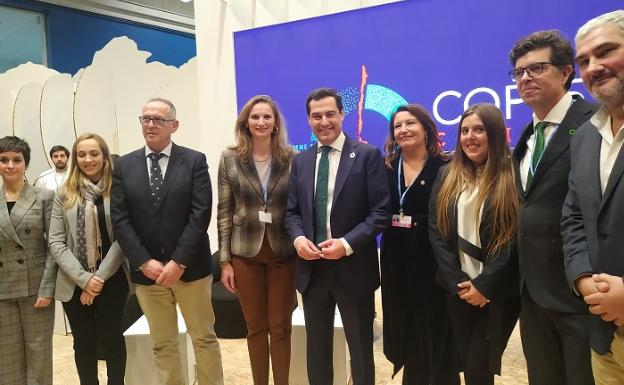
[284,88,390,385]
[563,10,624,383]
[509,30,597,385]
[111,98,223,385]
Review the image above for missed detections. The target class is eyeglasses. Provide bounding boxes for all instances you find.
[139,117,176,127]
[508,62,554,82]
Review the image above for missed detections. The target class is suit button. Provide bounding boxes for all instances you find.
[413,221,418,227]
[17,259,24,264]
[24,228,31,234]
[0,261,3,267]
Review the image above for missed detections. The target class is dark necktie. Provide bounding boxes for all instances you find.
[526,121,548,189]
[314,146,331,244]
[148,152,165,206]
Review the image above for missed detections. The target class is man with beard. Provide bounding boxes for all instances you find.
[34,145,70,191]
[562,10,624,382]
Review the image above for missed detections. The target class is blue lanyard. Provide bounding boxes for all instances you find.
[397,155,417,215]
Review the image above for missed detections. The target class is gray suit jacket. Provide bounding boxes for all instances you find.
[0,184,56,300]
[562,116,624,354]
[48,191,130,302]
[217,149,294,262]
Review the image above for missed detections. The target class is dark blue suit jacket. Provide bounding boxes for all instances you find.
[111,142,212,285]
[284,135,391,298]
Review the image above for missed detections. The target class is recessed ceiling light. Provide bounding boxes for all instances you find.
[180,0,192,3]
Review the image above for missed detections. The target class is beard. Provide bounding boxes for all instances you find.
[590,74,624,105]
[54,162,67,171]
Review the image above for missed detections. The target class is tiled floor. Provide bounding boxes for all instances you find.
[53,290,529,385]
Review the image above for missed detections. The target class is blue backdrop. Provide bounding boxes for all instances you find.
[234,0,620,151]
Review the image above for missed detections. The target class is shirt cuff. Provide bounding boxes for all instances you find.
[340,238,353,256]
[573,273,593,296]
[294,235,306,248]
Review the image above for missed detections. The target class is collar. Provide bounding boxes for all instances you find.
[145,141,173,158]
[592,105,624,143]
[532,92,573,127]
[317,131,346,153]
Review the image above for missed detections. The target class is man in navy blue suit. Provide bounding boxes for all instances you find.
[285,88,391,385]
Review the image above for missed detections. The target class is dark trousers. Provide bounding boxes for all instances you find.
[520,289,594,385]
[232,238,296,385]
[63,268,129,385]
[302,280,375,385]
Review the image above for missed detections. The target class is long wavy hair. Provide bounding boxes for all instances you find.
[435,104,518,259]
[61,133,113,209]
[230,95,292,163]
[383,104,443,168]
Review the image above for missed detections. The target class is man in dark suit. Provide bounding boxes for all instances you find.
[284,88,390,385]
[562,10,624,383]
[509,30,597,385]
[111,98,223,385]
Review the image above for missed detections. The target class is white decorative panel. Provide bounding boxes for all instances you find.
[40,74,76,165]
[0,89,13,136]
[13,83,47,181]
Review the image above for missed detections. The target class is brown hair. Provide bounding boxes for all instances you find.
[230,95,292,163]
[383,104,443,168]
[435,104,518,259]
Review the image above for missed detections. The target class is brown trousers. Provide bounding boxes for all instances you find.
[232,238,296,385]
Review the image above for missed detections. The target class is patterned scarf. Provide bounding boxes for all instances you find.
[76,178,103,272]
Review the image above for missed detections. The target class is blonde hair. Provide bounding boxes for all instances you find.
[230,95,292,163]
[435,104,518,259]
[61,133,113,209]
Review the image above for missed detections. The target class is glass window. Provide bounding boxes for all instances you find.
[0,6,47,73]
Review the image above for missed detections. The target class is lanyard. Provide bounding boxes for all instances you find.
[397,154,417,215]
[260,167,271,211]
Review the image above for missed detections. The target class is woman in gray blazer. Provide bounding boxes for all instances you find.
[218,95,296,385]
[49,133,129,385]
[0,136,56,385]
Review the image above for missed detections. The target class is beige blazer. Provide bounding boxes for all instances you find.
[0,184,57,300]
[217,149,294,262]
[48,191,131,302]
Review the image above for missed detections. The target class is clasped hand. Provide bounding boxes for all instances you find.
[141,259,184,287]
[294,237,345,260]
[582,273,624,326]
[458,281,489,307]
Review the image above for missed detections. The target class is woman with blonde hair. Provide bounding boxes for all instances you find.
[49,133,129,385]
[429,104,520,385]
[218,95,296,385]
[0,136,56,385]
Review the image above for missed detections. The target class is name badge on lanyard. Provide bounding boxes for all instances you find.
[392,213,412,228]
[258,170,272,223]
[392,154,418,229]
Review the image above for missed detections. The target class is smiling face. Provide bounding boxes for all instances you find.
[247,102,275,140]
[393,111,426,152]
[76,138,105,182]
[308,96,344,146]
[515,47,571,116]
[0,151,26,184]
[460,113,489,167]
[576,23,624,108]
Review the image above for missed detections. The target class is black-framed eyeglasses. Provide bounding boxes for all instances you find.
[508,62,554,82]
[139,116,176,127]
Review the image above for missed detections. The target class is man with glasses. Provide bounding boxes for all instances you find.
[509,30,597,385]
[562,10,624,383]
[111,97,223,385]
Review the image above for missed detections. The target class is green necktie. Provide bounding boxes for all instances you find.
[314,146,331,244]
[526,121,548,189]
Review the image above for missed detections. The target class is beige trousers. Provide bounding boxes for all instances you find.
[592,327,624,385]
[136,276,224,385]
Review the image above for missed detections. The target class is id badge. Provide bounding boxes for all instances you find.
[259,210,272,223]
[391,213,412,228]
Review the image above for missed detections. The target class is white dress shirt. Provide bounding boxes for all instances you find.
[33,168,68,191]
[593,106,624,194]
[145,141,173,179]
[520,93,574,190]
[457,185,484,279]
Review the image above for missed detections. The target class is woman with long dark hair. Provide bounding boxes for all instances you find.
[429,104,521,385]
[49,133,129,385]
[381,104,459,385]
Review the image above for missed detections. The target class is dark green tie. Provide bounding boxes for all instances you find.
[526,121,548,189]
[314,146,331,244]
